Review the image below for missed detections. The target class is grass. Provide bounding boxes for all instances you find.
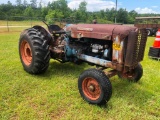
[0,20,46,33]
[0,30,160,120]
[0,20,63,33]
[0,20,45,26]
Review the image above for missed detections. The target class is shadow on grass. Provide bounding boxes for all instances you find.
[36,60,90,79]
[28,60,153,109]
[111,79,154,107]
[95,77,154,109]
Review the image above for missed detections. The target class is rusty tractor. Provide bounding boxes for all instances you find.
[19,22,147,105]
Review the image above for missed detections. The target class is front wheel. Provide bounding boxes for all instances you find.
[117,63,143,82]
[78,69,112,105]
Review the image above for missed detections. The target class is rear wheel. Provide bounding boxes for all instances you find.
[19,28,50,74]
[78,69,112,105]
[146,29,152,36]
[118,63,143,82]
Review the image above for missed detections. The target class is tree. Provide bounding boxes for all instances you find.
[41,7,48,18]
[45,9,64,24]
[24,6,34,17]
[30,0,37,8]
[23,0,28,7]
[116,8,128,23]
[128,10,138,23]
[106,8,116,22]
[48,0,71,18]
[7,1,12,6]
[77,1,87,22]
[78,1,87,12]
[16,0,22,6]
[70,10,81,22]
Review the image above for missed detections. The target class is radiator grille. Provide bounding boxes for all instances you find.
[124,29,147,67]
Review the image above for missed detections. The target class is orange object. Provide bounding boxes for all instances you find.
[153,29,160,48]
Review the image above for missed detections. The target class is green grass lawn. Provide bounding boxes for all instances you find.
[0,20,44,26]
[0,31,160,120]
[0,20,46,33]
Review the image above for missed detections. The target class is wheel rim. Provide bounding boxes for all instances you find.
[20,40,32,66]
[82,77,101,100]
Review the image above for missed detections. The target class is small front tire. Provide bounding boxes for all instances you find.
[78,69,112,105]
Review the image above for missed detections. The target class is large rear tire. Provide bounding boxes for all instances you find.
[19,28,50,74]
[78,68,112,105]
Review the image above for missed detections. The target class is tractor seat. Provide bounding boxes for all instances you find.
[48,25,65,34]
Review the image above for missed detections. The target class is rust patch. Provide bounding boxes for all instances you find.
[112,35,124,64]
[105,70,117,78]
[77,27,93,31]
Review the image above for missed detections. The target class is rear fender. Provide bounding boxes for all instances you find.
[33,25,53,45]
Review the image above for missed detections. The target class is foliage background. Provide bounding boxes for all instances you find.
[0,0,160,24]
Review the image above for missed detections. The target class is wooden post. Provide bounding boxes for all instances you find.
[30,18,32,27]
[6,17,9,32]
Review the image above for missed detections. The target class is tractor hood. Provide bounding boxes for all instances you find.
[65,24,137,40]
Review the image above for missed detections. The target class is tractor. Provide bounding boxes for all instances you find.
[18,21,147,105]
